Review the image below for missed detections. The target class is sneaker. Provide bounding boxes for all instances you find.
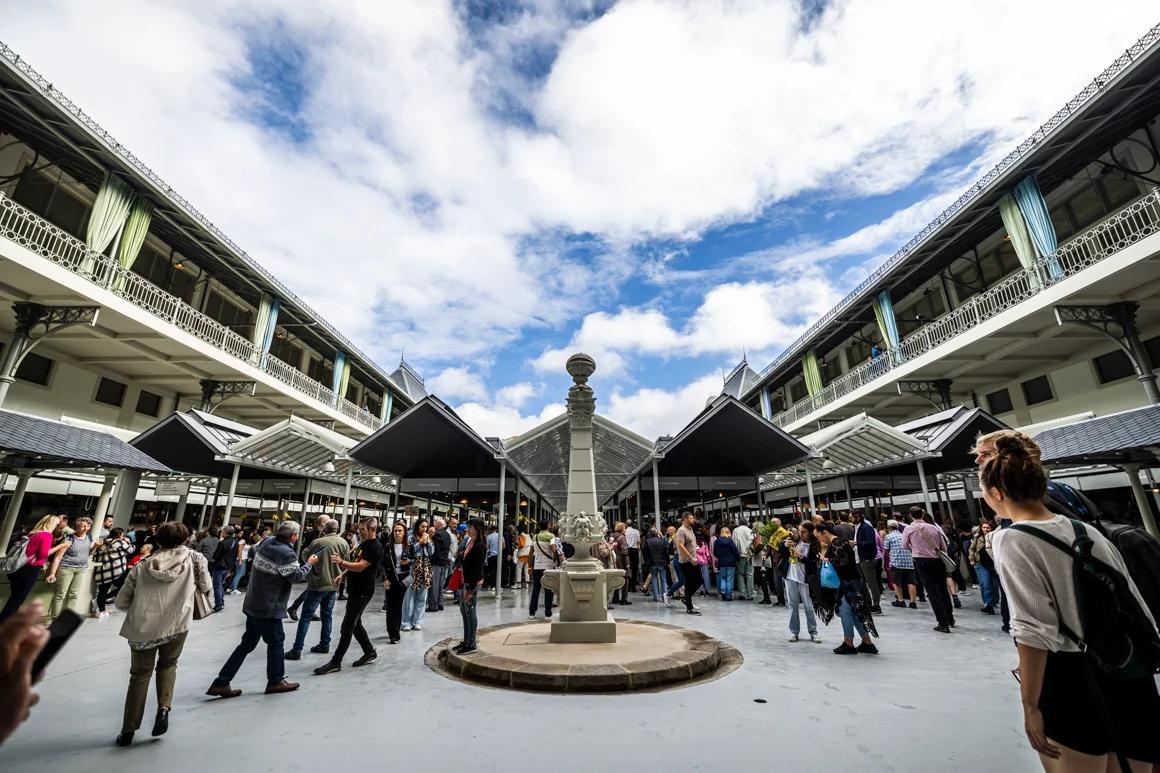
[933,625,951,633]
[758,599,772,605]
[810,634,822,643]
[265,679,300,694]
[908,602,917,609]
[686,609,702,615]
[980,606,996,615]
[832,643,858,655]
[451,642,470,654]
[412,625,422,631]
[353,652,378,667]
[529,614,537,619]
[401,625,412,632]
[960,589,971,596]
[313,661,341,675]
[664,595,672,607]
[952,596,962,609]
[205,683,242,699]
[284,649,301,661]
[891,600,906,608]
[856,642,879,655]
[459,645,477,654]
[787,634,799,642]
[310,644,330,654]
[287,608,299,622]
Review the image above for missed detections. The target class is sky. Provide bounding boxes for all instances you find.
[3,0,1157,439]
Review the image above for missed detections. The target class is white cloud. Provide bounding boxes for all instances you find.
[496,382,539,408]
[427,366,488,402]
[604,373,725,440]
[453,400,564,439]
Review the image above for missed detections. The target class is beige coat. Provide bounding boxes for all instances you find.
[115,545,210,643]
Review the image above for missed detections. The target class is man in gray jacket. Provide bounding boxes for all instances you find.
[206,521,317,698]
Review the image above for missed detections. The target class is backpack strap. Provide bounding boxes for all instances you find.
[1008,522,1076,556]
[1007,520,1085,647]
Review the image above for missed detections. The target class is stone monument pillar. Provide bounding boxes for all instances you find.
[542,353,625,643]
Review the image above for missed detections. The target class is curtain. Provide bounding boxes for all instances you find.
[871,290,901,349]
[759,386,773,420]
[251,292,280,353]
[339,359,351,401]
[803,350,823,398]
[110,198,153,292]
[85,173,134,254]
[331,351,346,400]
[999,193,1038,271]
[380,390,394,423]
[1013,176,1064,280]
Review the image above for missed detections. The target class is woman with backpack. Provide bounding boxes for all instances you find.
[1,515,69,624]
[981,429,1160,772]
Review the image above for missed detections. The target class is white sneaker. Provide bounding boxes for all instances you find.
[810,634,822,643]
[787,634,799,642]
[401,625,412,632]
[664,594,671,607]
[412,625,422,631]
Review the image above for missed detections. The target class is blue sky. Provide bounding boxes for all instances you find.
[6,0,1158,438]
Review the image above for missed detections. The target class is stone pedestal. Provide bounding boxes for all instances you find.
[543,555,625,644]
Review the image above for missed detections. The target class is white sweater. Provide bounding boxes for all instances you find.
[992,514,1154,652]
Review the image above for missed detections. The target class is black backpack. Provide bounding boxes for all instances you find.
[1010,518,1160,680]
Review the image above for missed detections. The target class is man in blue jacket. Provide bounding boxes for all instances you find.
[853,513,883,614]
[206,521,318,698]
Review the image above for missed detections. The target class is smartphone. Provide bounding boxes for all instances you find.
[32,609,84,679]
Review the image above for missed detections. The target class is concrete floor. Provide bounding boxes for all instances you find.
[0,586,1039,772]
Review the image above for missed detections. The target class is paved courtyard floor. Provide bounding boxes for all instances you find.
[1,587,1038,772]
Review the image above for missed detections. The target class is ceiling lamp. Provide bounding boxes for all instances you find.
[322,461,336,473]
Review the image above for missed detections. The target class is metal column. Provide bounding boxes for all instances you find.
[1124,464,1160,539]
[803,466,816,520]
[110,469,142,530]
[916,459,934,515]
[495,462,506,596]
[92,473,117,523]
[340,466,354,532]
[0,470,32,552]
[173,488,190,524]
[651,458,663,535]
[220,463,241,530]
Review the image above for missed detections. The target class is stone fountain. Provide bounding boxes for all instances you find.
[541,353,625,643]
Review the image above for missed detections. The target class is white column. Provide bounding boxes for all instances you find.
[917,459,934,515]
[92,473,117,523]
[1124,464,1160,539]
[651,458,663,535]
[339,466,354,532]
[803,466,816,519]
[198,479,221,532]
[0,469,32,552]
[496,462,506,596]
[110,469,142,530]
[173,489,190,523]
[220,463,241,529]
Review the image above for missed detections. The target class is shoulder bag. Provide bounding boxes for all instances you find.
[190,554,213,620]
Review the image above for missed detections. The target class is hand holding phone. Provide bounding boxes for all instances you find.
[31,608,82,681]
[0,602,50,745]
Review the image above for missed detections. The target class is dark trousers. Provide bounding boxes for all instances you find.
[754,567,772,602]
[680,563,702,611]
[97,580,118,613]
[384,582,406,641]
[628,548,641,589]
[0,564,41,623]
[502,555,514,587]
[288,588,307,613]
[428,565,447,610]
[914,558,954,627]
[772,562,787,604]
[484,556,497,588]
[530,569,554,617]
[333,591,374,662]
[216,615,285,686]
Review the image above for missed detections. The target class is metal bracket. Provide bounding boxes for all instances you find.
[897,379,954,410]
[1055,302,1159,405]
[0,303,100,407]
[198,379,256,413]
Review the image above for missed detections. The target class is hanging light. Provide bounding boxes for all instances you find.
[372,475,382,484]
[822,458,836,470]
[322,461,336,473]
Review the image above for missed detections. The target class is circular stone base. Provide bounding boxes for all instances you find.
[427,619,742,693]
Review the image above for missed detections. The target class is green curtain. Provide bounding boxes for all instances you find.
[115,198,153,270]
[803,350,823,397]
[999,193,1038,271]
[338,360,351,401]
[85,173,134,254]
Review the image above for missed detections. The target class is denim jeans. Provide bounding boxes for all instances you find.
[211,567,229,609]
[699,564,712,594]
[402,583,427,628]
[292,590,336,651]
[975,563,999,608]
[838,593,867,642]
[215,615,285,686]
[460,587,479,646]
[667,555,684,596]
[736,557,753,599]
[717,566,736,598]
[650,565,668,601]
[786,579,817,636]
[229,561,247,592]
[530,569,554,617]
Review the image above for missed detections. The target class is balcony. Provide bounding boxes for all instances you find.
[772,187,1160,430]
[0,193,383,433]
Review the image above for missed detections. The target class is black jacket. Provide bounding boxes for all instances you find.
[432,528,452,567]
[642,535,667,567]
[378,538,410,585]
[461,536,486,587]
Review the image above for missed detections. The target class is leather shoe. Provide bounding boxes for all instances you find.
[284,649,301,660]
[115,732,133,747]
[205,684,242,699]
[265,679,300,694]
[287,608,299,622]
[309,644,329,654]
[313,661,341,676]
[151,707,169,737]
[353,651,378,667]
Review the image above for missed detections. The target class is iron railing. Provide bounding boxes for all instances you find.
[771,188,1160,428]
[751,22,1160,394]
[0,193,382,433]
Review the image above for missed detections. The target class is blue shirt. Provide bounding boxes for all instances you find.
[485,532,499,558]
[884,531,913,570]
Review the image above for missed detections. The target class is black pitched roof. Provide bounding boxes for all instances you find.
[895,406,1009,473]
[1036,404,1160,465]
[0,409,169,472]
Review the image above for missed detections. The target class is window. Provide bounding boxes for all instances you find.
[10,167,90,238]
[985,388,1013,415]
[268,336,298,366]
[15,352,53,386]
[135,390,162,417]
[1021,375,1054,406]
[1066,184,1106,233]
[1092,349,1135,384]
[94,377,127,407]
[1146,335,1160,370]
[203,289,254,331]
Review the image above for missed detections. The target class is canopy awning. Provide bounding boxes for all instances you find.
[895,406,1008,474]
[764,412,933,488]
[504,413,653,511]
[1036,404,1160,466]
[0,408,169,473]
[131,410,260,479]
[607,396,811,504]
[349,397,542,499]
[219,414,395,494]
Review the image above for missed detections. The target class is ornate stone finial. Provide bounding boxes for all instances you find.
[566,352,596,385]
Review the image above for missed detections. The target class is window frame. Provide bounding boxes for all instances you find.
[94,376,128,408]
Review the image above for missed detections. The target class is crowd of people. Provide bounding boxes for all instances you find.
[3,429,1160,772]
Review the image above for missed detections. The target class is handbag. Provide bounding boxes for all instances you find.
[819,558,840,589]
[190,554,213,620]
[447,566,463,591]
[937,549,957,575]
